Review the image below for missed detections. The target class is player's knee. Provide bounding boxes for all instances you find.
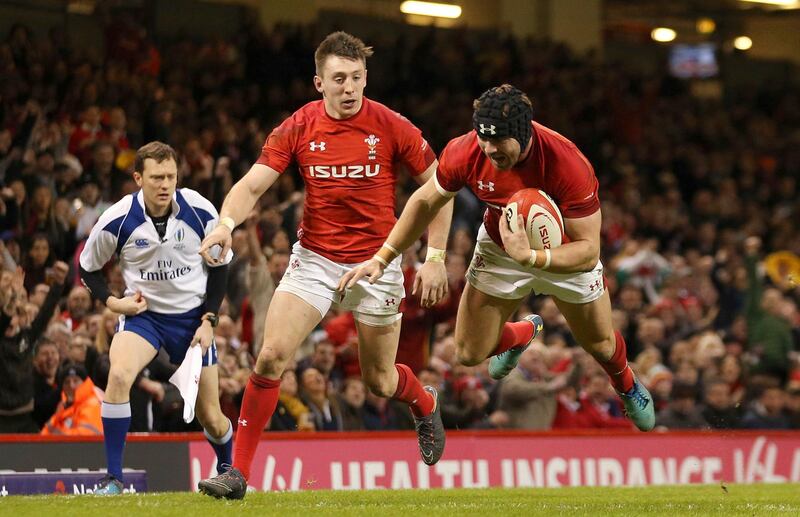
[106,365,136,392]
[583,334,616,361]
[363,369,395,398]
[196,405,228,436]
[255,343,291,376]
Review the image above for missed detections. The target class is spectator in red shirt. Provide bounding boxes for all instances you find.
[68,106,106,165]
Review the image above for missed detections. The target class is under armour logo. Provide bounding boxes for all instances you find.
[309,141,326,151]
[238,418,248,427]
[479,124,496,135]
[589,279,602,292]
[477,180,495,192]
[385,298,396,306]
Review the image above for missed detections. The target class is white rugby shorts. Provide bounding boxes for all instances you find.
[275,241,405,319]
[467,225,605,304]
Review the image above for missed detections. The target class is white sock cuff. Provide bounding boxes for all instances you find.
[101,401,131,419]
[204,418,233,444]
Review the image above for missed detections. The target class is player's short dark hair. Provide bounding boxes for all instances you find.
[314,31,373,76]
[134,141,178,174]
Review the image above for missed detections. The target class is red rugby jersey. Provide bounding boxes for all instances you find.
[257,98,435,263]
[435,121,600,247]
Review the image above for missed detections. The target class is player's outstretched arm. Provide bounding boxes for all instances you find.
[411,162,454,307]
[200,163,280,265]
[338,178,451,291]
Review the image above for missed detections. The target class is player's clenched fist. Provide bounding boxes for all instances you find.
[106,291,148,315]
[199,223,232,265]
[337,259,385,292]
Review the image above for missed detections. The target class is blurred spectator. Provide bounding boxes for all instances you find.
[297,340,340,386]
[68,106,106,164]
[740,383,792,430]
[106,107,130,151]
[23,185,72,259]
[498,345,580,429]
[60,285,92,331]
[84,141,129,202]
[322,312,360,380]
[655,382,709,429]
[73,176,111,241]
[128,354,177,432]
[300,367,342,431]
[441,376,494,429]
[225,228,250,320]
[362,387,415,431]
[744,237,793,381]
[338,377,370,431]
[787,388,800,429]
[41,362,102,435]
[536,297,572,346]
[22,233,53,292]
[719,354,747,406]
[0,262,67,433]
[646,367,673,413]
[270,369,313,431]
[700,379,741,429]
[240,211,279,353]
[554,371,632,429]
[31,337,61,428]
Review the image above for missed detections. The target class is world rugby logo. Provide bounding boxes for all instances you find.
[173,227,186,250]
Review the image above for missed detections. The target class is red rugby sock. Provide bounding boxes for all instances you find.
[491,321,535,356]
[233,373,280,480]
[597,331,635,393]
[393,363,434,418]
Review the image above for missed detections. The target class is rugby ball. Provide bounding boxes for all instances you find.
[505,189,564,250]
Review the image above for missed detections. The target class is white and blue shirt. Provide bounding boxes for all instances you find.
[79,188,232,314]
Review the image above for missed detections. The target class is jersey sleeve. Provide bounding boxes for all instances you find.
[433,138,468,198]
[79,199,128,272]
[392,114,436,176]
[255,115,301,173]
[552,150,601,219]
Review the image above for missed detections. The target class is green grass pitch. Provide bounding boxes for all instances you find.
[4,484,800,516]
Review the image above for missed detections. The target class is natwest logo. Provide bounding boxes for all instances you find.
[308,165,381,179]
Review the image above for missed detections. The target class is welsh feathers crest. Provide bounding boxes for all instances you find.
[365,134,380,160]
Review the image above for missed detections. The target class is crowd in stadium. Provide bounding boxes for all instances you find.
[1,14,800,435]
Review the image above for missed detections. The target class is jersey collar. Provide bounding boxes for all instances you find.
[134,190,182,220]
